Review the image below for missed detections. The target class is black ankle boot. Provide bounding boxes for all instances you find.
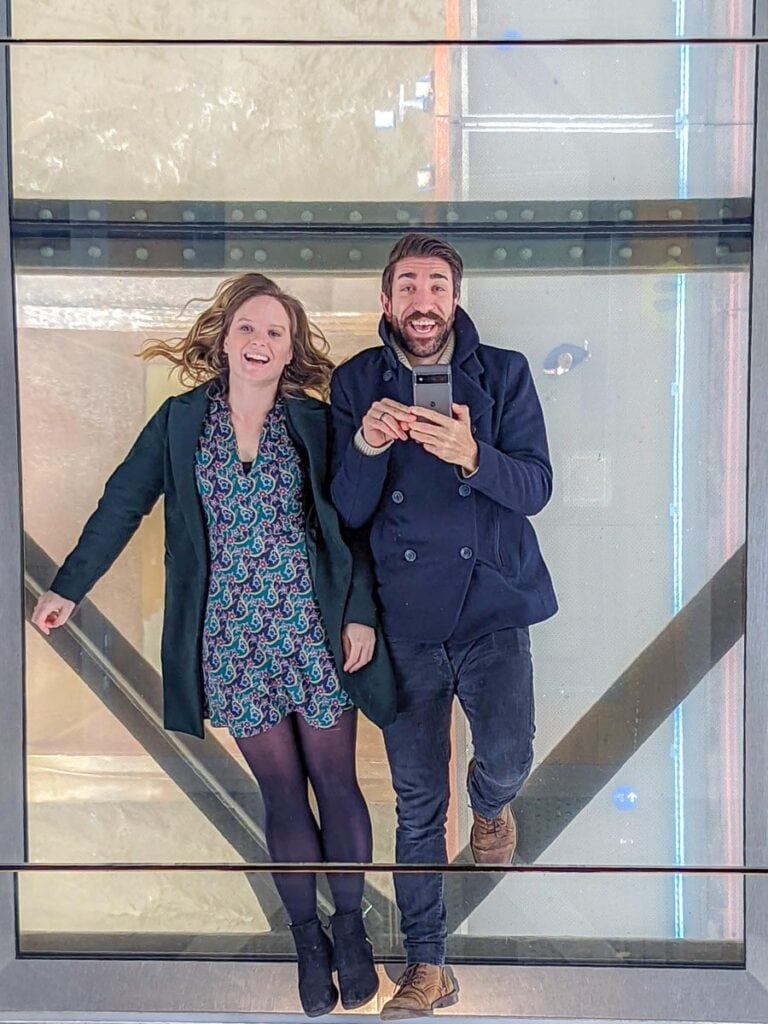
[289,917,339,1018]
[330,908,379,1009]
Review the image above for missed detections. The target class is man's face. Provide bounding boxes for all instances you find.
[381,256,458,361]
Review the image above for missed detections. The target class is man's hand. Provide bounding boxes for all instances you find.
[409,403,479,474]
[361,398,416,448]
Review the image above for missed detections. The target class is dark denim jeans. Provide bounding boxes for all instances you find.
[383,627,534,966]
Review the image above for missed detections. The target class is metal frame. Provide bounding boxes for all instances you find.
[9,197,752,274]
[3,11,768,1024]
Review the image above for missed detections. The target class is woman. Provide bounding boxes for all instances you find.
[31,273,396,1018]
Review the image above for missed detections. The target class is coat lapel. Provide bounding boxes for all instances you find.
[451,309,495,440]
[283,394,329,502]
[167,385,210,568]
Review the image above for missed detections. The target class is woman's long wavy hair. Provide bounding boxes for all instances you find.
[141,273,335,398]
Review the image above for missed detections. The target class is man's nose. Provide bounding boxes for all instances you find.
[413,287,436,309]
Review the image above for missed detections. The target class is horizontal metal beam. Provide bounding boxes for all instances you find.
[12,197,752,229]
[17,930,742,968]
[11,198,751,272]
[12,231,750,274]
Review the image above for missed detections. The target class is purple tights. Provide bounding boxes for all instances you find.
[236,709,372,925]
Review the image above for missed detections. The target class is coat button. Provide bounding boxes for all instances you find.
[392,490,404,504]
[459,483,471,497]
[460,547,473,560]
[404,549,417,562]
[383,369,394,381]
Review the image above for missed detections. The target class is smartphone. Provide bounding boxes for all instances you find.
[412,365,453,418]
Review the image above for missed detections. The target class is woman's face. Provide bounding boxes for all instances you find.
[222,294,293,388]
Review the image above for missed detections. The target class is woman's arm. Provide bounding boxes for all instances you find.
[34,399,172,622]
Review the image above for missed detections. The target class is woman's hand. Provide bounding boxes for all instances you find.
[31,591,76,636]
[341,622,376,672]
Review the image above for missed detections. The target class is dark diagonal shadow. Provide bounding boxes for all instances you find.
[24,535,745,944]
[447,544,746,929]
[23,534,396,932]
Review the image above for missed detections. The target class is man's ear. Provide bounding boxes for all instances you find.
[380,291,392,318]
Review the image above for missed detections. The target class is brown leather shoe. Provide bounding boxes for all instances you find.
[470,802,518,863]
[380,963,459,1020]
[467,757,518,864]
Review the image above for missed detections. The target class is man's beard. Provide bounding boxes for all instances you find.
[389,312,453,359]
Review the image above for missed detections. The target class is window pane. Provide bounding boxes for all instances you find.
[10,0,755,40]
[10,43,754,201]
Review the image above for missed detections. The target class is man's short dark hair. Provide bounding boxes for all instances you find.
[381,233,463,300]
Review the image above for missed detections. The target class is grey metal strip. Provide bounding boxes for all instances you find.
[744,0,768,990]
[0,32,22,875]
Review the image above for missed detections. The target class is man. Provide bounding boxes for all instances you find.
[330,234,556,1019]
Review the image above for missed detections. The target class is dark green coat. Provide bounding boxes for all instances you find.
[51,382,397,737]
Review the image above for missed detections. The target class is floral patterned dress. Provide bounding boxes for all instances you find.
[194,394,352,738]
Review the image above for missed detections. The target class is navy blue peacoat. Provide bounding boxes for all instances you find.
[50,382,397,737]
[330,307,557,641]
